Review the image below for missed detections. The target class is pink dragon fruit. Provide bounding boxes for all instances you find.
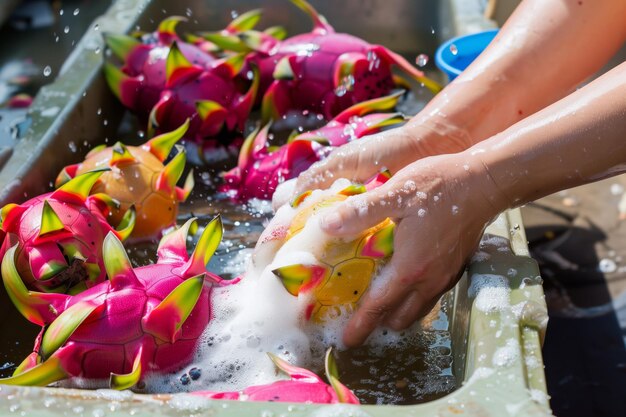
[205,0,441,121]
[56,121,194,240]
[193,348,359,404]
[0,217,225,390]
[221,93,405,201]
[103,16,261,152]
[192,9,287,54]
[0,170,135,293]
[103,16,218,122]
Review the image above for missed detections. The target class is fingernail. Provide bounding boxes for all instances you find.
[321,212,342,231]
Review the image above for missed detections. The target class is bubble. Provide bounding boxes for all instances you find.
[43,66,52,77]
[230,10,239,18]
[64,26,70,34]
[449,44,458,56]
[337,74,354,96]
[73,8,80,16]
[189,368,201,380]
[416,54,429,67]
[179,374,190,385]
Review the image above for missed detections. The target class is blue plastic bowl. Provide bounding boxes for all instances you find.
[435,29,498,81]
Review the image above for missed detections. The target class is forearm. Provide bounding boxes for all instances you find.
[407,0,626,155]
[471,61,626,213]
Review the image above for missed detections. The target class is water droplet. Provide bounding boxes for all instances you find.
[179,373,190,385]
[63,26,70,34]
[96,108,102,115]
[43,66,52,77]
[416,53,429,67]
[59,9,64,16]
[431,26,435,34]
[73,8,80,16]
[189,367,201,380]
[93,24,99,31]
[94,47,101,54]
[334,74,355,97]
[230,10,239,19]
[450,44,458,56]
[610,183,624,195]
[186,8,193,17]
[599,258,617,273]
[68,141,77,153]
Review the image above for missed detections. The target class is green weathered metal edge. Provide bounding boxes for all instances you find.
[0,0,151,206]
[0,213,554,417]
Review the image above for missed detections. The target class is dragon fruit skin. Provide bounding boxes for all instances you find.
[221,93,405,201]
[221,124,325,201]
[147,49,258,145]
[56,121,194,240]
[206,0,441,121]
[193,349,359,404]
[0,217,225,390]
[104,16,261,149]
[261,171,394,323]
[0,171,135,294]
[103,17,219,122]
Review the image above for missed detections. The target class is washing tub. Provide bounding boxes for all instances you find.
[0,0,552,415]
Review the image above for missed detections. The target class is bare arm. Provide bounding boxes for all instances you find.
[290,0,626,198]
[477,61,626,213]
[415,0,626,147]
[319,61,626,346]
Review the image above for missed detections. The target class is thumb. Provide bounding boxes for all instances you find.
[319,183,401,237]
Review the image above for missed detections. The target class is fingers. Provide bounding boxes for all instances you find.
[293,149,359,196]
[383,290,437,331]
[319,181,401,237]
[342,222,425,346]
[293,132,393,197]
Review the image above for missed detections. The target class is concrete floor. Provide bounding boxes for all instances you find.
[523,179,626,417]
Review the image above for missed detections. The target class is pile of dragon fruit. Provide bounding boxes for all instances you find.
[0,0,441,405]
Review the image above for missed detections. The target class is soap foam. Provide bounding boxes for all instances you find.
[145,179,409,393]
[468,274,510,313]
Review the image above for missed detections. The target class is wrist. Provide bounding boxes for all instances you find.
[449,150,512,222]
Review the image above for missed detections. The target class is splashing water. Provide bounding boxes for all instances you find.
[416,54,429,67]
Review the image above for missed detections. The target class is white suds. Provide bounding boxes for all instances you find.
[148,179,403,393]
[468,274,510,313]
[492,338,520,368]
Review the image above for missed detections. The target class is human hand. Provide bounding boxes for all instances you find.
[317,152,505,347]
[273,119,474,209]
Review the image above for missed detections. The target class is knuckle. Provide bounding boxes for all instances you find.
[362,303,392,322]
